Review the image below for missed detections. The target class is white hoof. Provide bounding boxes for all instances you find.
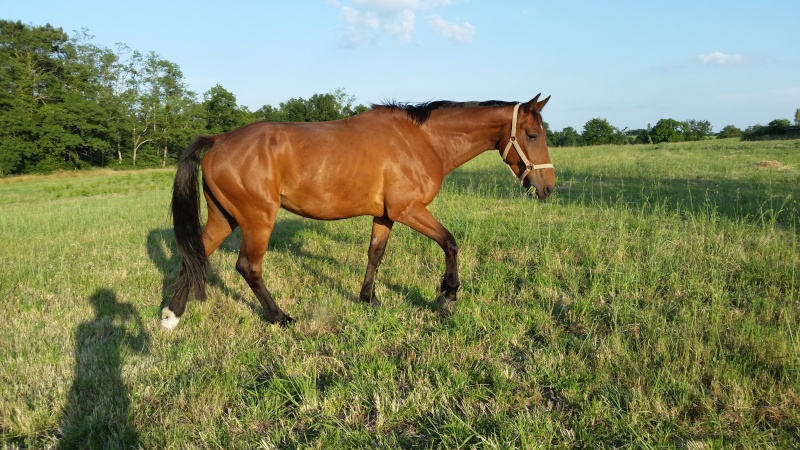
[161,307,180,330]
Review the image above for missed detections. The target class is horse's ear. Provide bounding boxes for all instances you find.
[535,95,551,111]
[524,93,550,112]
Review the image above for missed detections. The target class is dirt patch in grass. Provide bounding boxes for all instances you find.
[754,160,793,171]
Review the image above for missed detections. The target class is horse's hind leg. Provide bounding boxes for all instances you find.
[359,216,394,306]
[236,217,293,325]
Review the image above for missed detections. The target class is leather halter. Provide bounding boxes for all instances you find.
[501,103,554,182]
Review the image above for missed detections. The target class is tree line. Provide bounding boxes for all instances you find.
[547,110,800,147]
[0,21,366,175]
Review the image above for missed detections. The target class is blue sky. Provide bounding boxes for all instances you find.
[5,0,799,131]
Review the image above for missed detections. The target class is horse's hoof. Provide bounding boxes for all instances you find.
[359,292,381,307]
[278,315,295,328]
[435,294,456,316]
[161,307,180,330]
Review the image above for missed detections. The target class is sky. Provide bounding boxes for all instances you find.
[4,0,800,132]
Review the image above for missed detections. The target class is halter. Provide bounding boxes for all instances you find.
[501,103,554,182]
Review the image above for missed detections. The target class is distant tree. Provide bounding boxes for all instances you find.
[582,118,616,146]
[634,133,650,144]
[717,125,743,139]
[332,88,367,117]
[741,119,792,140]
[203,84,247,134]
[549,126,582,147]
[610,127,630,145]
[632,124,651,144]
[255,88,366,123]
[627,129,647,137]
[253,104,284,122]
[767,118,791,133]
[138,52,201,166]
[742,124,766,140]
[683,119,712,141]
[795,108,800,127]
[0,20,116,174]
[630,127,650,144]
[649,118,684,144]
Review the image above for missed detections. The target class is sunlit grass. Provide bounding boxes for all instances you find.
[1,139,798,448]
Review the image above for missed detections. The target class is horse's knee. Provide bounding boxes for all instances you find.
[236,258,265,288]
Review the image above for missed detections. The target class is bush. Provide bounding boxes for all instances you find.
[649,119,684,144]
[742,118,794,141]
[717,125,743,139]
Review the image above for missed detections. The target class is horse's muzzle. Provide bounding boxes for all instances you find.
[528,183,554,199]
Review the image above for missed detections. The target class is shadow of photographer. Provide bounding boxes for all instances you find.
[59,288,150,449]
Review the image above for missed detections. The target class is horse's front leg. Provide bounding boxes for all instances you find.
[435,229,459,315]
[396,203,460,314]
[359,216,394,306]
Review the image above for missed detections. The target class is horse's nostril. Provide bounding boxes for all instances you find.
[544,185,554,196]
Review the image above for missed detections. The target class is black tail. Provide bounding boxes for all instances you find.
[171,135,216,300]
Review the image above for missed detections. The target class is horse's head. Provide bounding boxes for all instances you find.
[501,94,555,199]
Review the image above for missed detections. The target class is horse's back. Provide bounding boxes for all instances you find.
[200,117,408,220]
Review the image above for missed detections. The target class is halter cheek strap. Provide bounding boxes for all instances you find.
[502,103,554,182]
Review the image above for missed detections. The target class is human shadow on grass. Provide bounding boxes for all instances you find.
[58,289,150,449]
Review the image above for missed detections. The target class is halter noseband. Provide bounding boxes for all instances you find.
[501,103,554,182]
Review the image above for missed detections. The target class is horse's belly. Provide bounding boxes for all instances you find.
[279,190,384,220]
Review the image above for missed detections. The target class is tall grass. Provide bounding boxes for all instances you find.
[1,139,798,448]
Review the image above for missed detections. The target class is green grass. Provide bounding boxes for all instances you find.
[1,139,798,448]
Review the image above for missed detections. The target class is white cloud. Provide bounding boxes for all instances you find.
[382,9,416,43]
[332,0,474,47]
[698,51,746,65]
[426,14,475,44]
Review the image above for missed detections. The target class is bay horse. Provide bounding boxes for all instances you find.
[161,94,554,329]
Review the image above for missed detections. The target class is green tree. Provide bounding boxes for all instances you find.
[0,20,112,173]
[683,119,712,141]
[119,50,155,166]
[115,51,204,166]
[795,108,800,127]
[649,118,684,144]
[767,118,791,133]
[257,89,367,123]
[581,118,615,146]
[141,52,201,166]
[549,126,583,147]
[717,125,743,139]
[633,126,651,144]
[203,84,246,134]
[253,104,285,122]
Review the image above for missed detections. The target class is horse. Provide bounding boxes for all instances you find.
[161,94,555,329]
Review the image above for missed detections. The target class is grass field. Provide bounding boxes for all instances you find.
[1,138,798,448]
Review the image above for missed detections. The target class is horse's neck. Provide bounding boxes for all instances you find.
[426,108,509,173]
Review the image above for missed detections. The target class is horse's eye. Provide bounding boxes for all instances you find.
[527,133,538,141]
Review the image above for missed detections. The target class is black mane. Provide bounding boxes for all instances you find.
[372,100,517,126]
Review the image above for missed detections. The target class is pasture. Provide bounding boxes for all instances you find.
[1,138,798,448]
